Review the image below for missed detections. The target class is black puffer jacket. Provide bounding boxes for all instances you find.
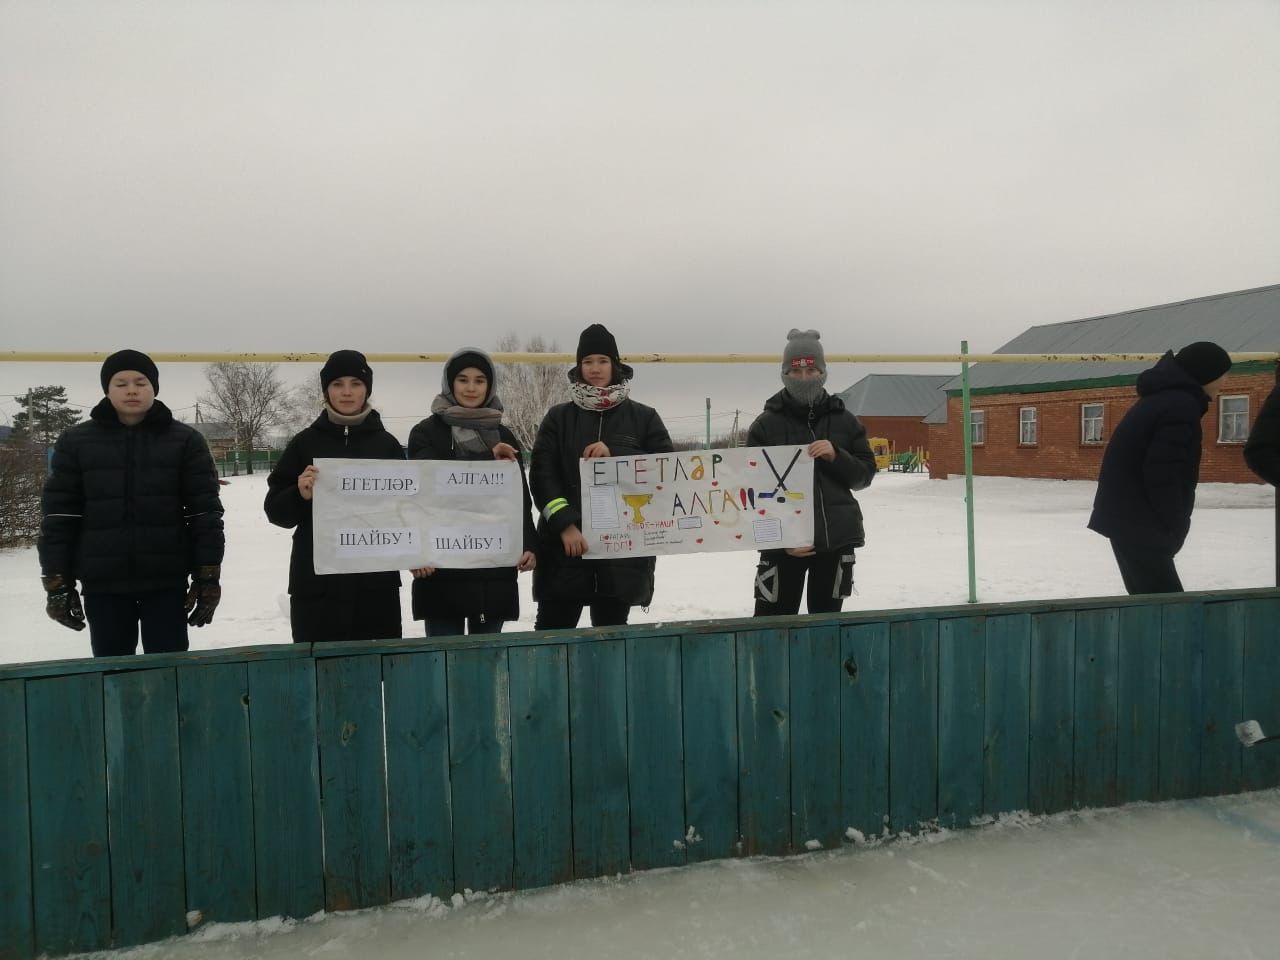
[1088,353,1211,554]
[1244,381,1280,486]
[746,390,876,553]
[265,409,405,598]
[38,398,224,594]
[530,398,673,605]
[406,415,538,621]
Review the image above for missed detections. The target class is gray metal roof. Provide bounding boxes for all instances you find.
[187,421,237,440]
[943,284,1280,393]
[837,374,954,417]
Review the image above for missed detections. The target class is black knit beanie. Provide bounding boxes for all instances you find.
[320,349,373,395]
[100,349,160,395]
[446,350,493,385]
[1173,341,1232,386]
[574,323,635,381]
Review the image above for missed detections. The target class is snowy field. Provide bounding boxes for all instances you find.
[4,472,1279,959]
[1,470,1274,667]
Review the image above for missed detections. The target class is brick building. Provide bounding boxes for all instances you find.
[836,374,951,455]
[927,285,1279,482]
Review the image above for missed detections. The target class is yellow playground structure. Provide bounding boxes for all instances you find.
[868,437,928,473]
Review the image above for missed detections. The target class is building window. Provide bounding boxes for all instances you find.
[1081,403,1105,444]
[1019,407,1037,445]
[969,410,985,446]
[1219,395,1249,443]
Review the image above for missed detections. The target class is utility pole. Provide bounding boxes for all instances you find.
[730,409,740,447]
[705,397,711,449]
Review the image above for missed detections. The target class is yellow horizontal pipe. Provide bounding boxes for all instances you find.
[2,351,1277,364]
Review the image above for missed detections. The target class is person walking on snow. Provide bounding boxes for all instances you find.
[38,349,225,656]
[747,329,877,616]
[1088,341,1233,595]
[265,349,405,643]
[407,347,538,637]
[530,323,674,629]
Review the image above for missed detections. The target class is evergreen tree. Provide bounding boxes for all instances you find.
[12,386,82,446]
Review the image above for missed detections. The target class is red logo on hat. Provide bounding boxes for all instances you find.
[790,356,817,368]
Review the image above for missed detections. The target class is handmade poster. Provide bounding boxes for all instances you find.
[579,445,814,558]
[311,457,523,574]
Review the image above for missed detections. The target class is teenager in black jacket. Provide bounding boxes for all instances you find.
[265,350,405,642]
[1088,341,1233,594]
[38,349,225,656]
[530,324,674,629]
[746,329,876,616]
[407,347,537,636]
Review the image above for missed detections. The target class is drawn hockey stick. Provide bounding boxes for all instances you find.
[1234,720,1280,747]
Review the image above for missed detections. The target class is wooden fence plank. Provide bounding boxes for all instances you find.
[1029,611,1075,815]
[1158,602,1204,801]
[1242,597,1280,790]
[683,632,738,861]
[841,623,890,840]
[104,669,186,947]
[248,658,323,920]
[938,617,984,828]
[177,662,256,926]
[790,625,842,850]
[627,635,686,870]
[984,614,1030,817]
[317,655,389,911]
[447,647,513,893]
[737,629,791,856]
[0,680,33,960]
[384,651,453,902]
[28,674,110,957]
[1199,601,1244,797]
[1073,608,1118,809]
[568,639,629,879]
[890,619,939,832]
[510,645,573,888]
[1116,605,1161,804]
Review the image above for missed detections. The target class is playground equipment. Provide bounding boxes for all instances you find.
[869,437,892,470]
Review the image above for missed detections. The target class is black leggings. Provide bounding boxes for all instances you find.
[534,597,631,630]
[83,589,189,657]
[1109,540,1183,595]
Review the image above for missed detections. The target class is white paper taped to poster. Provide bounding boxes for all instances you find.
[578,445,814,558]
[312,457,524,573]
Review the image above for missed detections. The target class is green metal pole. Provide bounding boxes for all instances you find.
[705,397,711,449]
[961,341,977,603]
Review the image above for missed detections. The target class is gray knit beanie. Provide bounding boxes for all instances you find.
[780,329,828,403]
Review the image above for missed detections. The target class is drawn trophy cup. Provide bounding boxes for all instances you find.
[621,492,654,525]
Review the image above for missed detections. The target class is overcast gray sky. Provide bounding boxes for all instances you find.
[2,0,1277,443]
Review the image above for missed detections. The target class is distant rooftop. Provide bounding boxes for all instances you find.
[186,421,236,441]
[837,374,954,417]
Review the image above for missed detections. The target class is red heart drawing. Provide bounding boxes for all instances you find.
[758,509,766,515]
[695,538,704,544]
[734,534,743,539]
[656,484,663,490]
[748,460,757,467]
[711,480,719,487]
[795,510,802,514]
[712,519,720,525]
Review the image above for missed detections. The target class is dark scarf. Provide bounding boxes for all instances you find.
[430,393,504,457]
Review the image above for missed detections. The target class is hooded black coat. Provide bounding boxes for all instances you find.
[746,390,876,552]
[1088,352,1212,554]
[38,398,225,594]
[406,415,538,622]
[1244,382,1280,486]
[530,397,673,606]
[265,409,405,640]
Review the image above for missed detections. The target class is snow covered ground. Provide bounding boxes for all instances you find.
[1,470,1274,667]
[5,472,1278,959]
[71,790,1280,960]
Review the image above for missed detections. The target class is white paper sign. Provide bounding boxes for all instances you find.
[313,458,524,574]
[578,445,814,558]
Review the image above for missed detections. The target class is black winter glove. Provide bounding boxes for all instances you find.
[185,564,222,627]
[41,574,86,632]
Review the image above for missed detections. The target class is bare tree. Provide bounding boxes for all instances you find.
[0,435,46,547]
[493,333,571,453]
[199,362,297,474]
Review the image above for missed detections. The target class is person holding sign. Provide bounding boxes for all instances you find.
[265,349,406,643]
[747,330,876,616]
[38,349,225,656]
[407,347,538,636]
[530,323,674,629]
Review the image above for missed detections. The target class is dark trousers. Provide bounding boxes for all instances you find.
[426,616,505,638]
[84,589,189,658]
[753,549,856,617]
[534,597,631,630]
[289,587,402,643]
[1110,540,1183,595]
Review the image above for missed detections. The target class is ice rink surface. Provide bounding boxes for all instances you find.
[76,789,1280,960]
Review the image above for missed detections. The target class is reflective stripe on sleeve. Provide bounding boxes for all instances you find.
[542,497,569,520]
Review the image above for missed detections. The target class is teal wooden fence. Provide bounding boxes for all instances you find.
[2,589,1278,959]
